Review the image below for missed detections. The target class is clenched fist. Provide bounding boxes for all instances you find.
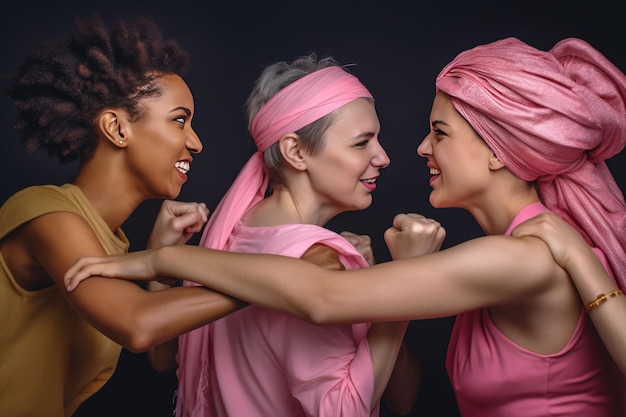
[146,200,210,249]
[384,213,446,260]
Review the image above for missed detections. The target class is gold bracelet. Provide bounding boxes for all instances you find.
[585,289,624,313]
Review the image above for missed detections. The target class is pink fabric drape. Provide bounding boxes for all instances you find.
[176,65,372,416]
[435,37,626,291]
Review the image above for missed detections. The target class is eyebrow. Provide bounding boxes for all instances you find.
[170,106,191,116]
[353,131,376,140]
[431,120,450,128]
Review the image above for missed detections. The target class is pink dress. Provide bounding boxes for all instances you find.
[197,222,377,417]
[446,202,624,416]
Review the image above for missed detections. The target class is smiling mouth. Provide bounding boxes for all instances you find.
[175,160,190,174]
[361,178,376,184]
[429,167,440,176]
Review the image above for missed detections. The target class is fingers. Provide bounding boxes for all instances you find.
[510,212,587,268]
[340,231,371,247]
[392,213,442,233]
[63,252,154,291]
[163,200,209,233]
[384,213,446,260]
[341,231,376,265]
[63,256,108,291]
[148,200,211,248]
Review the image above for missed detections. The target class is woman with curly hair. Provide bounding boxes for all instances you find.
[0,15,247,417]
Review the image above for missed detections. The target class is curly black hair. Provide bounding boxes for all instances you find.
[5,15,190,162]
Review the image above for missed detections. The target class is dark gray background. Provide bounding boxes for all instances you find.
[2,1,624,416]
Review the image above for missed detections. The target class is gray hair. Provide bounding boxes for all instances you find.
[245,54,358,189]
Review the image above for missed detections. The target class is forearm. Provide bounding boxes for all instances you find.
[588,299,626,375]
[381,341,420,415]
[146,281,181,372]
[148,338,179,372]
[566,249,620,301]
[567,251,626,374]
[125,285,245,352]
[367,321,411,410]
[155,245,335,322]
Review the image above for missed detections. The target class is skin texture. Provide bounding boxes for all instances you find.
[512,212,626,374]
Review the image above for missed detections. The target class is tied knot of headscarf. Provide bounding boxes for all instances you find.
[436,37,626,290]
[175,65,372,416]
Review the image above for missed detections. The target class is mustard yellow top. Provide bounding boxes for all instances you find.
[0,184,129,417]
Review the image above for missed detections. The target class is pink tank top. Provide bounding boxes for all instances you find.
[446,202,624,416]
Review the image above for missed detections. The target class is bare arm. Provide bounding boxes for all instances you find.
[381,342,420,415]
[512,212,626,374]
[21,212,244,353]
[65,222,559,326]
[374,213,444,413]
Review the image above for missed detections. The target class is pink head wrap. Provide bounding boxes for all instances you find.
[436,37,626,290]
[175,65,372,416]
[199,65,372,250]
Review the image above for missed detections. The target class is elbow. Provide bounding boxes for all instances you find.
[120,332,154,353]
[297,292,344,325]
[115,319,161,353]
[304,307,337,325]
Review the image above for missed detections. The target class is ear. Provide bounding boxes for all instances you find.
[98,109,128,148]
[278,133,306,171]
[488,151,506,171]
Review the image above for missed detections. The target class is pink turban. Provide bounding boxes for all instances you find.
[176,65,373,416]
[436,37,626,290]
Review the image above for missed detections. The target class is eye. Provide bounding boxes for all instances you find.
[432,128,446,142]
[174,115,187,125]
[355,139,369,148]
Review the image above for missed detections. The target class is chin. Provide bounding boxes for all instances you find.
[429,195,444,209]
[165,187,182,200]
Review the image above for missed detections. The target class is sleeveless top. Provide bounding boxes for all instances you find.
[446,202,624,416]
[0,184,128,417]
[176,222,377,417]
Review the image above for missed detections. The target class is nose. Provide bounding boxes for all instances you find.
[187,126,203,154]
[417,133,431,158]
[373,141,391,168]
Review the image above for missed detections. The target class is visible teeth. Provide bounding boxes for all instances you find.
[175,161,190,174]
[429,168,440,175]
[362,178,376,184]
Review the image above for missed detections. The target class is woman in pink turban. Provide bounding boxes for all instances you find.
[65,38,626,416]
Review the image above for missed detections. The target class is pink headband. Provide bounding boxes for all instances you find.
[436,37,626,289]
[196,65,372,251]
[250,66,373,151]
